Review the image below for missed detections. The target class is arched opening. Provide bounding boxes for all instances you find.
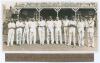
[77,8,96,27]
[59,8,75,20]
[19,8,38,20]
[77,8,96,19]
[40,8,57,20]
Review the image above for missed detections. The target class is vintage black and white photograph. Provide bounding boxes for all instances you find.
[3,2,97,51]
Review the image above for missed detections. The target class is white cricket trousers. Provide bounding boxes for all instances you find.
[87,28,94,47]
[47,28,54,44]
[29,29,36,44]
[22,29,29,44]
[68,27,76,46]
[78,28,84,46]
[55,28,62,44]
[64,27,68,44]
[7,29,15,46]
[16,28,22,45]
[38,27,45,45]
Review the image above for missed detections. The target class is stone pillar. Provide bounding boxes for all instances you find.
[54,8,61,18]
[72,8,79,45]
[93,8,97,34]
[36,8,42,21]
[72,8,79,21]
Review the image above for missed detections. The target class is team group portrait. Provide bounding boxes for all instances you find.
[3,2,97,51]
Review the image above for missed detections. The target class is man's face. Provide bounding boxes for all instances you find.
[56,17,59,20]
[40,18,42,21]
[90,18,93,21]
[77,18,79,21]
[10,21,12,22]
[33,18,35,21]
[80,19,83,22]
[65,17,68,20]
[20,20,22,22]
[50,18,52,21]
[11,19,13,22]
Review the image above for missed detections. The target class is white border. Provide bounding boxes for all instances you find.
[1,0,98,53]
[0,0,99,63]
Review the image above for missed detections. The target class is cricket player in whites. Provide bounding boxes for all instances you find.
[77,17,85,46]
[87,17,95,47]
[38,17,46,45]
[63,16,69,44]
[46,16,54,44]
[55,17,62,44]
[22,19,30,44]
[29,18,37,44]
[16,19,24,45]
[7,19,15,46]
[68,16,76,46]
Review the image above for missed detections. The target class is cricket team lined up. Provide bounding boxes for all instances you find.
[7,16,95,47]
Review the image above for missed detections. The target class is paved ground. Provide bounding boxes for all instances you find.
[3,41,96,51]
[3,36,97,51]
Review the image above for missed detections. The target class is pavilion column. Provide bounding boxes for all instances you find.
[54,8,61,18]
[94,8,97,15]
[93,8,97,28]
[34,11,38,20]
[94,8,97,12]
[36,8,42,21]
[72,8,79,21]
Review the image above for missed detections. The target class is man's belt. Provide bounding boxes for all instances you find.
[47,26,54,28]
[68,25,76,27]
[77,27,84,28]
[89,26,93,28]
[63,26,68,27]
[38,26,45,27]
[16,27,23,28]
[55,27,61,28]
[30,27,36,28]
[8,28,15,29]
[85,26,93,28]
